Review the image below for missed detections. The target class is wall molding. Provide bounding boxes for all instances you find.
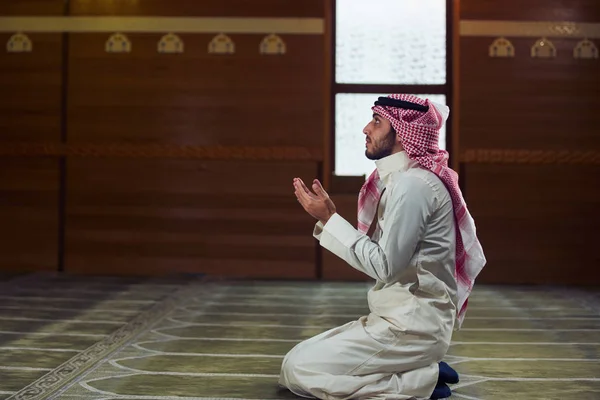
[461,20,600,39]
[0,16,324,34]
[0,142,322,161]
[461,149,600,165]
[10,143,599,164]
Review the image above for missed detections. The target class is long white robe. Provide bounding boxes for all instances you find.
[279,151,458,400]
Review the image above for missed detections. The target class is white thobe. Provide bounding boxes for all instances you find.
[279,151,458,400]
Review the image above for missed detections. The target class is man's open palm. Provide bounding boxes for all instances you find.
[293,178,336,224]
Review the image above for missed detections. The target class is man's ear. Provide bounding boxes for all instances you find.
[395,136,404,151]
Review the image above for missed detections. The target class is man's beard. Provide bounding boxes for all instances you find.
[365,128,396,160]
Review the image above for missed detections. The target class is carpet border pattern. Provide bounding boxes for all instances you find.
[7,280,205,400]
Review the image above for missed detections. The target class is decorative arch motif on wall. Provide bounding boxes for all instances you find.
[531,37,556,58]
[105,33,131,53]
[208,33,235,54]
[488,37,515,57]
[158,33,184,54]
[260,34,286,55]
[6,32,32,53]
[573,39,598,59]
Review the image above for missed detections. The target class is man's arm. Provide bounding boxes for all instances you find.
[314,175,434,283]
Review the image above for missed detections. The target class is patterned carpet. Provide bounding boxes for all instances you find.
[0,274,599,399]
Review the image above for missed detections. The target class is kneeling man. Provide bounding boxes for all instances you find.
[280,94,486,399]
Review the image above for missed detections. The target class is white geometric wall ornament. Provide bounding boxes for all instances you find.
[259,34,286,55]
[488,37,514,58]
[208,33,235,54]
[531,37,556,58]
[6,32,32,53]
[573,38,598,59]
[158,33,184,54]
[105,33,131,53]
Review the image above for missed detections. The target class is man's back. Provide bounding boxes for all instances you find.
[369,162,458,342]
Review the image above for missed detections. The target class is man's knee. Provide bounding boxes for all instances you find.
[280,348,294,376]
[280,346,308,380]
[279,347,318,397]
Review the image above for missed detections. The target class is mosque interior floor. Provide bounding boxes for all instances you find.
[0,273,599,400]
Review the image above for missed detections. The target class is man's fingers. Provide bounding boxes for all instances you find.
[299,179,317,199]
[294,189,303,204]
[294,181,312,204]
[295,178,310,194]
[312,179,328,198]
[294,178,317,200]
[294,189,308,209]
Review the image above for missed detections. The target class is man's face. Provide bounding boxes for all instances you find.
[363,113,397,160]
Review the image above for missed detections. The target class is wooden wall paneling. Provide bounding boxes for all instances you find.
[67,33,324,148]
[0,0,327,278]
[461,0,600,22]
[0,30,63,273]
[459,0,600,285]
[460,37,600,151]
[0,33,63,142]
[62,5,326,278]
[465,163,600,285]
[0,1,65,16]
[70,0,324,17]
[65,159,320,278]
[0,158,59,272]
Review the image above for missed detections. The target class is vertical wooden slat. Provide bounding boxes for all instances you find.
[322,0,333,191]
[57,0,70,272]
[452,0,461,173]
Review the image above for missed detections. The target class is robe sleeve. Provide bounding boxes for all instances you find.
[313,175,435,283]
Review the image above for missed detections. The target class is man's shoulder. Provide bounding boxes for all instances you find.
[389,167,436,189]
[388,167,449,201]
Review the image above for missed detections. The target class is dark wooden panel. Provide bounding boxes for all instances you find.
[67,33,324,148]
[0,1,64,15]
[0,158,58,272]
[461,0,600,22]
[71,0,324,17]
[459,37,600,150]
[0,33,62,142]
[65,159,319,278]
[321,194,368,281]
[465,164,600,285]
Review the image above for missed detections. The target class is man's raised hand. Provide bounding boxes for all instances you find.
[293,178,336,225]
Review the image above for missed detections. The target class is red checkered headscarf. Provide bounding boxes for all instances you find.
[357,93,486,329]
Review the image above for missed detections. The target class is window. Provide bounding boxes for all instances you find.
[333,0,450,177]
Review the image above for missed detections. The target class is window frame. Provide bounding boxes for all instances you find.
[328,0,454,178]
